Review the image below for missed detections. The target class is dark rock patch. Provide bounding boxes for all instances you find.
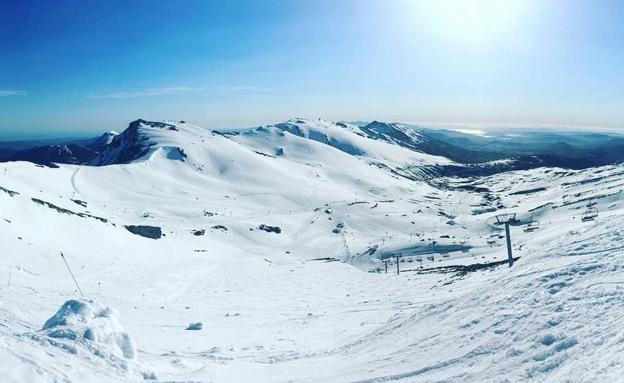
[259,224,281,234]
[32,198,78,215]
[310,257,340,262]
[31,198,108,222]
[0,186,19,197]
[347,201,368,206]
[253,150,276,158]
[125,225,162,239]
[402,257,521,280]
[185,322,203,330]
[332,223,344,234]
[509,187,547,196]
[71,199,88,207]
[81,213,108,223]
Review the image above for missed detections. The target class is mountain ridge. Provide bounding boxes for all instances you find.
[4,118,624,176]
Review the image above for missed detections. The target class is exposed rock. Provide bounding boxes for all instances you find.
[0,186,19,197]
[71,199,88,207]
[258,224,281,234]
[125,225,162,239]
[31,198,107,222]
[185,322,203,331]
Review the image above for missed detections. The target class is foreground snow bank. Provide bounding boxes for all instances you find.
[41,299,137,360]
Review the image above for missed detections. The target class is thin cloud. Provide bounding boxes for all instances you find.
[88,86,274,99]
[214,86,274,94]
[88,87,199,99]
[0,89,27,97]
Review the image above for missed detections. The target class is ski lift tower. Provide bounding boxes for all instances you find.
[495,213,518,267]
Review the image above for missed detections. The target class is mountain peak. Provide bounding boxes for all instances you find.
[128,119,177,131]
[89,130,119,150]
[360,120,420,143]
[89,119,182,165]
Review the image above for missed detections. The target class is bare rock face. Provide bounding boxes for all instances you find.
[259,224,281,234]
[124,225,162,239]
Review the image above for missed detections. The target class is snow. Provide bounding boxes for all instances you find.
[42,299,136,360]
[2,118,624,381]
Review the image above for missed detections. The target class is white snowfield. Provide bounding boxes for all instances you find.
[2,119,624,382]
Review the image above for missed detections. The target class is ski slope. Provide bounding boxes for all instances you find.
[2,119,624,382]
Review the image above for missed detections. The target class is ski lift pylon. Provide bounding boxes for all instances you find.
[495,213,517,225]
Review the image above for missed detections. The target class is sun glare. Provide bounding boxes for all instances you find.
[414,0,532,48]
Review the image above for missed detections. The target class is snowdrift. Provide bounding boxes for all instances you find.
[41,299,136,360]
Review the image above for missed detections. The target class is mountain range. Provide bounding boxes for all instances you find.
[3,117,624,382]
[4,119,624,177]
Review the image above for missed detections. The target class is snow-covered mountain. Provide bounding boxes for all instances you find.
[5,118,624,172]
[2,118,624,382]
[359,120,426,146]
[232,118,453,169]
[89,120,187,165]
[7,144,98,166]
[88,130,119,149]
[358,120,511,163]
[5,131,119,166]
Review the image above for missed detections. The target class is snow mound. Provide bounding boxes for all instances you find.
[41,299,136,360]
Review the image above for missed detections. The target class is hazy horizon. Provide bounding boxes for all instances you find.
[3,118,624,143]
[1,0,623,138]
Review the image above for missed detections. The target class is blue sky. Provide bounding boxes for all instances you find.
[0,0,623,139]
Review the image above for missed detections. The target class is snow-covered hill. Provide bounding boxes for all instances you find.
[2,119,624,382]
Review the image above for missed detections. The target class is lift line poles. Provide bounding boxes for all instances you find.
[60,252,85,298]
[495,213,517,267]
[504,222,513,267]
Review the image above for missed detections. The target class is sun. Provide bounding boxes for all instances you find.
[413,0,532,49]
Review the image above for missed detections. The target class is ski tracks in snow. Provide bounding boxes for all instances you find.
[70,166,81,196]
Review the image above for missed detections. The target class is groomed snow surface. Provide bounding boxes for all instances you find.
[2,119,624,382]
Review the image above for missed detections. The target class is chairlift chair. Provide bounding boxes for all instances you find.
[524,221,540,232]
[581,207,598,222]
